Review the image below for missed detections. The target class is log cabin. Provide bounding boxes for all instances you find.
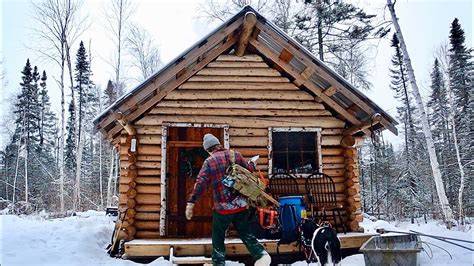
[93,6,398,261]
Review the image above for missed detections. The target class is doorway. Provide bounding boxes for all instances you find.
[165,126,227,237]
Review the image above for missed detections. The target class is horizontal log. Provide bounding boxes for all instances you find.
[156,100,325,110]
[120,185,161,194]
[135,204,161,212]
[188,75,289,83]
[179,81,298,90]
[321,136,343,146]
[137,135,162,145]
[321,129,343,135]
[323,163,345,170]
[120,193,161,205]
[230,136,268,147]
[206,61,269,68]
[149,107,331,117]
[135,231,160,239]
[196,67,281,77]
[120,176,161,185]
[136,127,162,135]
[238,148,268,157]
[229,128,268,137]
[121,155,162,162]
[216,54,264,62]
[323,169,345,177]
[165,90,315,101]
[322,156,345,164]
[135,212,160,221]
[135,115,345,129]
[121,161,161,169]
[120,144,161,156]
[135,221,160,231]
[321,148,344,156]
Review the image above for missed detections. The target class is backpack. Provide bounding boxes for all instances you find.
[222,150,278,207]
[277,196,306,245]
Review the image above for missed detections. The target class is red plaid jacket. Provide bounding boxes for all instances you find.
[188,148,256,214]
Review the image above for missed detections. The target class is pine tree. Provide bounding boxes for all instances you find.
[14,60,41,152]
[389,33,421,222]
[38,71,58,153]
[103,79,118,106]
[65,99,76,177]
[448,18,472,220]
[12,60,42,205]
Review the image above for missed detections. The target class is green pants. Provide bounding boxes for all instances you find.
[212,209,266,265]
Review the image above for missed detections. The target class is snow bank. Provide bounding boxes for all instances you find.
[0,212,170,266]
[1,212,471,265]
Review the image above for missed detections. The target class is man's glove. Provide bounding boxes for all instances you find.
[185,202,194,220]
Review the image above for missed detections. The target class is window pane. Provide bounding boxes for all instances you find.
[287,132,302,152]
[271,131,318,174]
[272,132,286,152]
[301,132,316,152]
[273,152,287,173]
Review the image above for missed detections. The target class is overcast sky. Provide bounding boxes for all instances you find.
[1,0,472,148]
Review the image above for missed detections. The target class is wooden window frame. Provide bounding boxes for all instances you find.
[268,127,323,177]
[160,123,230,236]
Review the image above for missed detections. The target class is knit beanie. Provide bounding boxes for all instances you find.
[203,133,220,150]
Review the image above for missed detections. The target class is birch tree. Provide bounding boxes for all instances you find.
[127,24,162,81]
[387,0,454,225]
[103,0,135,96]
[32,0,86,214]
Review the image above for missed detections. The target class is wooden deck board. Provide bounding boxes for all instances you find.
[124,232,377,258]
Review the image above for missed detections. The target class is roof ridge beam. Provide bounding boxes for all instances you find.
[235,12,257,56]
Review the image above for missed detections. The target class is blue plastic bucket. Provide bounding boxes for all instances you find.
[278,196,307,222]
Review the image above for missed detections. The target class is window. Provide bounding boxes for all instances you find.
[270,128,322,174]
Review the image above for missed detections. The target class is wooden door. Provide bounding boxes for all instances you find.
[166,127,224,237]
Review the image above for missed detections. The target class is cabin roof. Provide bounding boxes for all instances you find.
[93,5,397,142]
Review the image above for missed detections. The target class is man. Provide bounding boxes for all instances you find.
[186,133,271,266]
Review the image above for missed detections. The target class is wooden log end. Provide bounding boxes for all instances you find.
[127,198,137,209]
[127,188,138,199]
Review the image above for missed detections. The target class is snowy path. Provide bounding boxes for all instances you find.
[0,211,472,265]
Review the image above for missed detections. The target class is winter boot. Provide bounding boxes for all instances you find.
[255,253,271,266]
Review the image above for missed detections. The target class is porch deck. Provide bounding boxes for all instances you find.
[123,232,377,258]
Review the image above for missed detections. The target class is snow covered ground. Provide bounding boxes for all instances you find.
[0,211,472,265]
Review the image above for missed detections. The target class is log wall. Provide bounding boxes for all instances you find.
[117,54,363,239]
